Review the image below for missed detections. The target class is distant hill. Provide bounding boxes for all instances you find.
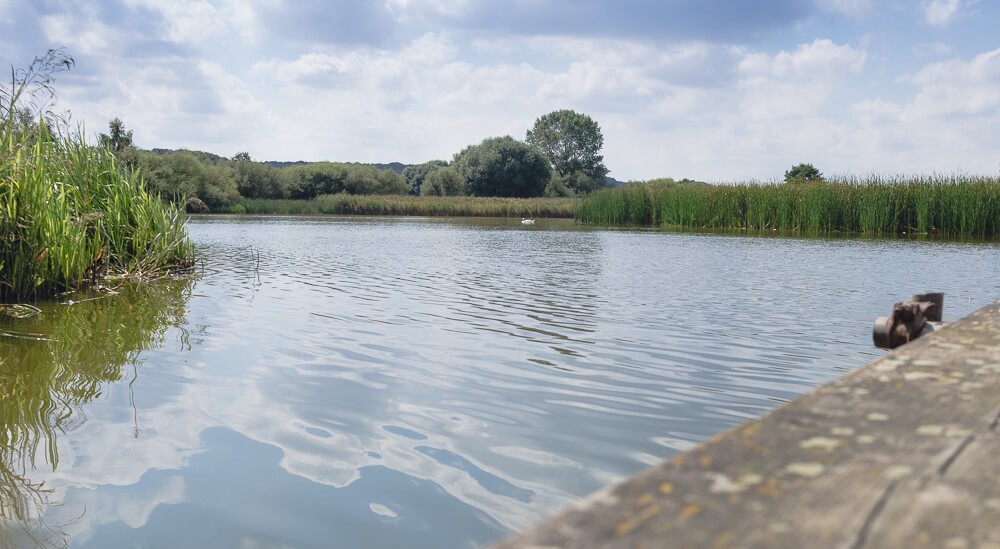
[261,160,310,168]
[261,160,408,173]
[148,148,226,164]
[368,162,407,174]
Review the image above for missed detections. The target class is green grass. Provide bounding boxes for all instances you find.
[576,176,1000,238]
[218,194,580,218]
[1,121,194,302]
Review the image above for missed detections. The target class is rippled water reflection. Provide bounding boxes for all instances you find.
[3,216,998,548]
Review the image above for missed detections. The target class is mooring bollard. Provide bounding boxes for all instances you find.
[873,292,944,349]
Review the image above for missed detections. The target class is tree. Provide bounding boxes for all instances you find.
[526,109,608,193]
[230,152,291,199]
[99,118,133,151]
[403,160,448,195]
[4,107,40,145]
[784,163,823,182]
[421,167,464,196]
[453,136,552,197]
[99,117,137,167]
[137,149,239,209]
[284,163,409,199]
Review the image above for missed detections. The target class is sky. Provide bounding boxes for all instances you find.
[2,0,999,182]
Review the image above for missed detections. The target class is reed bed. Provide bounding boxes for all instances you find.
[221,195,580,218]
[1,122,194,302]
[576,176,1000,238]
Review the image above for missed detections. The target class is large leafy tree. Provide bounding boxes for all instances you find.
[784,163,823,182]
[526,109,608,192]
[453,136,551,197]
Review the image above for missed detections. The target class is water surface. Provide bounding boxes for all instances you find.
[1,216,997,548]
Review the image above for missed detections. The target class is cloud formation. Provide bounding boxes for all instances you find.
[924,0,964,25]
[3,0,999,180]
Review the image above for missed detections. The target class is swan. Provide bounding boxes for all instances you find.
[521,218,535,225]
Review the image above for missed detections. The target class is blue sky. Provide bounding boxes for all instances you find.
[2,0,999,181]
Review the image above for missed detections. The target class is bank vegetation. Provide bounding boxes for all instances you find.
[220,195,578,218]
[576,175,1000,238]
[1,50,193,303]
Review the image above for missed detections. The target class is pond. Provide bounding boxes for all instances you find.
[1,216,998,548]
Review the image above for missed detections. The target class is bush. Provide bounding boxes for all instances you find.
[421,167,465,196]
[453,136,551,197]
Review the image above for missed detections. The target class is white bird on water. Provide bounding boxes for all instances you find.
[521,218,535,225]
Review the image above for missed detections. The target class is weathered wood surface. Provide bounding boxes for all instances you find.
[495,300,1000,549]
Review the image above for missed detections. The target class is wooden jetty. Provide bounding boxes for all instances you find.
[495,300,1000,549]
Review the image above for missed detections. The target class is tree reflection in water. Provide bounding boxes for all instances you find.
[0,279,193,548]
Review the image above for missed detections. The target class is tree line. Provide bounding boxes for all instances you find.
[101,109,611,212]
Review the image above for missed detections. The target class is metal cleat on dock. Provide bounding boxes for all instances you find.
[873,292,944,349]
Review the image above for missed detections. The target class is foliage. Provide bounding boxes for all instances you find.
[544,174,573,197]
[403,160,448,195]
[0,126,194,302]
[1,52,193,302]
[284,162,408,199]
[575,175,1000,238]
[420,167,465,196]
[132,150,412,208]
[545,170,605,196]
[137,149,240,210]
[526,109,608,192]
[453,136,552,198]
[3,107,41,146]
[231,151,291,199]
[98,117,138,168]
[220,195,578,218]
[784,163,823,182]
[0,49,74,132]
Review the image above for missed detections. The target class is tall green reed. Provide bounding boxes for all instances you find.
[576,176,1000,238]
[1,120,193,302]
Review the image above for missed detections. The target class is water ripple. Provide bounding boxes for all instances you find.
[40,216,997,549]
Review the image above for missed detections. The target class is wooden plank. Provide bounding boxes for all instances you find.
[494,300,1000,549]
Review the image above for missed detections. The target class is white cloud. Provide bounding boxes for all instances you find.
[818,0,876,18]
[924,0,965,25]
[913,42,953,58]
[123,0,220,44]
[0,0,12,24]
[245,35,747,170]
[19,1,998,180]
[254,32,456,85]
[904,47,1000,118]
[40,12,113,56]
[740,39,866,79]
[851,98,903,121]
[386,0,473,21]
[827,47,1000,175]
[737,39,867,121]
